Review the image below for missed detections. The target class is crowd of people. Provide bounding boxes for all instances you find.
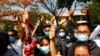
[0,0,100,56]
[0,15,100,56]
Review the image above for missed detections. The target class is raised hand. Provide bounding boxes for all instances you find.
[22,8,28,23]
[49,16,56,40]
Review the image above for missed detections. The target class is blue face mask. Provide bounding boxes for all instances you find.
[75,34,89,41]
[44,32,49,37]
[40,46,50,54]
[58,32,65,37]
[9,36,16,43]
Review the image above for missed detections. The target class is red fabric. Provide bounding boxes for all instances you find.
[25,18,31,25]
[25,18,34,31]
[24,38,36,56]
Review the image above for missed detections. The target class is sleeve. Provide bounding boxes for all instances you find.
[67,43,75,56]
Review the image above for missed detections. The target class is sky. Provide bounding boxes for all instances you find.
[9,0,69,16]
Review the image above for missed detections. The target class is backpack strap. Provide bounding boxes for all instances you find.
[10,44,18,55]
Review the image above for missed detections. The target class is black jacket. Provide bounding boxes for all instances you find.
[55,37,69,56]
[67,40,100,56]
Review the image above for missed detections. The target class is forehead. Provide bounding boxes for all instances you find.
[59,29,65,31]
[77,25,90,32]
[8,31,14,35]
[45,27,50,30]
[42,39,49,45]
[75,46,89,55]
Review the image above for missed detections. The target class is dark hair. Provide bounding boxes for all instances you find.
[43,25,51,29]
[8,29,17,36]
[56,27,66,33]
[40,37,50,46]
[76,23,91,32]
[73,41,90,55]
[56,27,68,37]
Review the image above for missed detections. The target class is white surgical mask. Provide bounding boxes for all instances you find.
[40,46,50,54]
[58,32,65,37]
[75,34,89,41]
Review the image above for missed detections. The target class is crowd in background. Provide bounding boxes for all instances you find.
[0,0,100,56]
[0,15,100,56]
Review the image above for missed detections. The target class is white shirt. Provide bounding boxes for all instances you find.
[8,39,22,56]
[94,39,100,47]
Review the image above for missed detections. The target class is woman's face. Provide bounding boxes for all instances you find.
[42,39,49,46]
[40,38,50,54]
[74,46,90,56]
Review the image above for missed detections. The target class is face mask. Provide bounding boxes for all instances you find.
[75,34,89,41]
[58,32,65,37]
[9,36,16,43]
[44,32,49,37]
[40,46,50,54]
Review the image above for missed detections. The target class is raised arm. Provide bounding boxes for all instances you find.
[16,16,25,41]
[49,16,61,56]
[31,15,44,36]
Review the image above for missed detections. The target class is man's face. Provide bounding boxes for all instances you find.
[74,46,90,56]
[76,25,90,37]
[59,29,65,33]
[43,27,50,37]
[44,27,50,32]
[8,31,17,43]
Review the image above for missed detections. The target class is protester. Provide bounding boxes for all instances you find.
[43,25,51,37]
[21,9,37,56]
[68,23,100,56]
[48,16,75,56]
[1,3,100,56]
[74,42,90,56]
[7,29,22,56]
[0,32,19,56]
[55,27,69,56]
[37,37,51,56]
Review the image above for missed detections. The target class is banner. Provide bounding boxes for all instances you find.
[90,25,100,40]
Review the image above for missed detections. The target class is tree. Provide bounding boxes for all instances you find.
[57,0,73,10]
[38,0,73,26]
[0,20,16,33]
[88,1,100,24]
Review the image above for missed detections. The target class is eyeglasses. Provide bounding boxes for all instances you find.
[76,31,90,35]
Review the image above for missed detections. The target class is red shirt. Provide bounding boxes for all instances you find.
[24,38,36,56]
